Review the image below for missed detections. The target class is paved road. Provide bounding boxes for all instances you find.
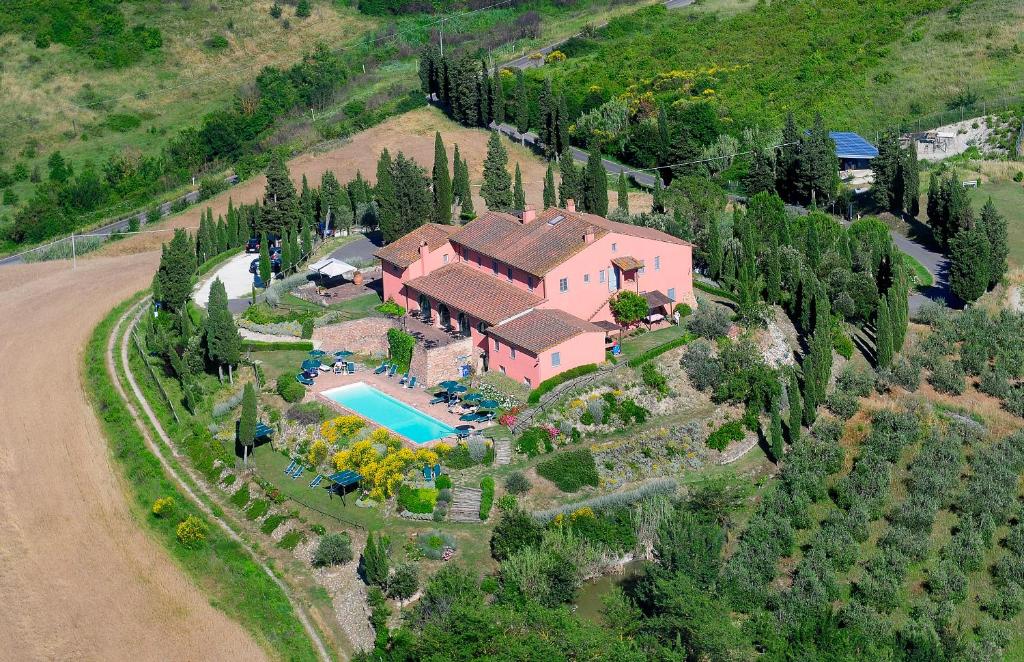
[0,174,239,267]
[330,230,382,264]
[500,0,694,71]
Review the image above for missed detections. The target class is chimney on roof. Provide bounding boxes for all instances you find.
[419,240,429,275]
[565,198,576,213]
[584,226,595,244]
[520,205,536,224]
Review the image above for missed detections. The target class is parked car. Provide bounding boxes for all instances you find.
[245,237,260,253]
[253,273,265,289]
[249,258,259,274]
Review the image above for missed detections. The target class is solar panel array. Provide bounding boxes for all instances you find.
[830,132,879,159]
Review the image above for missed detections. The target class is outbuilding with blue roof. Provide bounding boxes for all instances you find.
[830,132,878,171]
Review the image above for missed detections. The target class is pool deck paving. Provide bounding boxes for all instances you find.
[308,369,494,446]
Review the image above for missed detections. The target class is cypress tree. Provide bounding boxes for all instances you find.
[263,152,298,234]
[290,225,302,265]
[480,132,513,210]
[583,149,608,216]
[770,401,785,464]
[744,149,775,197]
[555,95,570,157]
[513,163,526,210]
[672,207,693,242]
[616,171,629,214]
[391,152,432,237]
[652,175,664,213]
[949,222,991,304]
[492,73,505,124]
[376,149,402,242]
[926,171,940,228]
[944,176,973,247]
[875,295,893,368]
[513,69,529,137]
[777,113,802,203]
[299,174,315,227]
[558,151,579,208]
[432,132,453,224]
[363,532,389,587]
[226,199,240,247]
[764,238,782,304]
[538,79,555,157]
[797,114,839,206]
[205,277,241,383]
[350,170,369,207]
[477,57,491,127]
[198,208,216,262]
[656,104,670,165]
[706,212,723,280]
[452,144,465,204]
[239,383,257,464]
[156,228,198,312]
[459,156,475,219]
[301,216,312,259]
[886,284,907,356]
[981,198,1008,288]
[873,130,901,212]
[321,170,352,233]
[281,227,293,273]
[787,371,802,444]
[902,141,920,216]
[258,233,272,286]
[450,54,479,127]
[804,217,821,272]
[543,163,556,209]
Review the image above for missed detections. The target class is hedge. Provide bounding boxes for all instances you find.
[536,449,599,492]
[527,364,599,404]
[241,339,314,352]
[707,420,745,451]
[626,333,693,367]
[479,476,495,520]
[694,280,739,302]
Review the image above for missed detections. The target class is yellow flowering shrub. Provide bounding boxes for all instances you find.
[176,515,206,548]
[570,507,595,521]
[332,439,440,501]
[152,496,175,517]
[308,439,328,467]
[569,398,585,409]
[545,50,566,64]
[320,415,365,444]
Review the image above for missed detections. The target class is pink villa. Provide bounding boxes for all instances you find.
[375,202,696,388]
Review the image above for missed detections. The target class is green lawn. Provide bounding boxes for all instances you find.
[969,180,1024,267]
[618,325,689,361]
[902,252,934,288]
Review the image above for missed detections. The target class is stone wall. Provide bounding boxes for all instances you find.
[312,316,397,357]
[409,337,474,386]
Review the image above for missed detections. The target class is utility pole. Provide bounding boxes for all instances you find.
[439,18,444,58]
[71,233,77,270]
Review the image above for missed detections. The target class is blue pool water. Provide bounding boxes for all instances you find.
[322,382,456,444]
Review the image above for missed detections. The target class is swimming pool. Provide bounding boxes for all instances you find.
[321,382,456,444]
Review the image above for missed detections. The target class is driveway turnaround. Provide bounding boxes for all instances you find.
[195,250,254,307]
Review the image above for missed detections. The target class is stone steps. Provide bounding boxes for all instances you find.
[448,487,482,522]
[494,439,512,465]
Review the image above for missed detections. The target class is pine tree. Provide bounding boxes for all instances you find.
[652,175,664,213]
[770,402,785,464]
[902,140,920,216]
[480,132,513,210]
[949,221,991,304]
[558,151,580,208]
[873,130,901,212]
[981,198,1008,288]
[238,383,257,463]
[706,212,723,280]
[513,163,526,210]
[875,295,893,368]
[744,149,775,197]
[156,229,198,312]
[926,172,941,232]
[777,113,802,203]
[787,371,802,444]
[205,277,241,383]
[513,69,529,137]
[376,149,402,242]
[296,0,311,17]
[258,233,272,286]
[616,171,629,214]
[263,152,299,234]
[391,152,432,238]
[543,163,556,209]
[363,532,389,587]
[432,132,453,224]
[582,149,609,216]
[477,57,492,127]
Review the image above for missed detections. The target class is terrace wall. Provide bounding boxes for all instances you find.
[312,316,397,357]
[409,337,474,387]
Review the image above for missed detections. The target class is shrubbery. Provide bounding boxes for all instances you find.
[277,374,306,402]
[479,476,495,520]
[686,299,733,339]
[312,532,354,567]
[707,420,745,451]
[397,485,438,514]
[527,364,599,404]
[681,339,722,392]
[505,471,531,494]
[928,358,965,395]
[536,450,599,492]
[639,362,668,394]
[176,515,207,548]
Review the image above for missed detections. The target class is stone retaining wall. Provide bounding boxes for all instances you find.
[409,337,474,387]
[312,317,397,357]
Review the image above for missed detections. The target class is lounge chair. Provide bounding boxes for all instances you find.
[399,372,409,385]
[374,362,389,374]
[292,466,304,479]
[387,365,398,378]
[347,361,356,374]
[296,373,315,386]
[477,412,496,423]
[407,376,417,389]
[459,412,483,422]
[422,466,432,480]
[433,463,441,479]
[309,474,323,488]
[333,363,344,374]
[428,394,447,405]
[284,459,297,474]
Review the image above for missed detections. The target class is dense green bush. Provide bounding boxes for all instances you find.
[928,358,965,395]
[639,362,668,394]
[241,339,314,352]
[681,338,722,392]
[686,300,733,339]
[276,374,305,402]
[479,476,495,520]
[627,333,692,367]
[707,420,745,451]
[536,450,599,492]
[398,485,438,514]
[387,328,415,372]
[527,364,599,404]
[826,389,860,420]
[312,533,353,567]
[516,427,551,457]
[434,474,452,490]
[504,471,531,495]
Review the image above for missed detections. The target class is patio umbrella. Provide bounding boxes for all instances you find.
[446,384,468,394]
[455,424,475,431]
[478,399,500,409]
[301,359,321,371]
[463,393,483,402]
[438,380,458,390]
[334,350,353,358]
[309,349,326,358]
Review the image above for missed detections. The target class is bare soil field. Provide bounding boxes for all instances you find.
[0,255,265,661]
[98,106,653,257]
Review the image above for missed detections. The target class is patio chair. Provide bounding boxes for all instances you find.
[347,361,356,374]
[333,363,344,374]
[284,459,297,474]
[309,475,322,488]
[428,394,447,405]
[374,362,389,374]
[477,412,496,423]
[422,465,432,480]
[296,373,315,386]
[433,464,441,479]
[459,412,483,422]
[292,466,304,479]
[399,372,409,385]
[387,365,398,378]
[407,376,417,389]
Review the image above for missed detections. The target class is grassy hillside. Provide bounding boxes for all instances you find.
[543,0,1024,135]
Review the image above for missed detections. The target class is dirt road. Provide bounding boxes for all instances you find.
[0,255,265,661]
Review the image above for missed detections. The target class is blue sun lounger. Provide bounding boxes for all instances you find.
[387,364,398,378]
[407,376,417,389]
[422,465,432,480]
[309,474,323,488]
[428,394,446,405]
[347,361,356,374]
[292,466,304,479]
[284,459,297,474]
[399,372,409,385]
[374,362,389,374]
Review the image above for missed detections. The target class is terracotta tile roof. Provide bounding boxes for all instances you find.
[374,223,457,268]
[611,256,644,271]
[448,207,690,277]
[404,263,543,325]
[642,290,673,308]
[488,309,603,354]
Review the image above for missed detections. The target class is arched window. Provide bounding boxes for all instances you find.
[457,313,470,337]
[438,304,451,329]
[418,294,430,319]
[477,321,488,335]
